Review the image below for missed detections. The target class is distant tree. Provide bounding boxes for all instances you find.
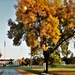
[70,57,75,64]
[33,56,44,65]
[70,52,74,58]
[61,40,71,58]
[25,58,30,66]
[9,58,14,65]
[18,58,26,66]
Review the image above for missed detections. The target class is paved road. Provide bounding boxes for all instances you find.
[0,68,23,75]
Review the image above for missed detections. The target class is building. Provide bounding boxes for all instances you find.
[0,59,11,66]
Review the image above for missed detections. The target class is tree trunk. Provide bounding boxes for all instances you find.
[43,50,49,73]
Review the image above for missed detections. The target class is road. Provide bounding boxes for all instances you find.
[0,68,23,75]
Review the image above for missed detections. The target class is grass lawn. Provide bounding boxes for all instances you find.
[30,65,75,75]
[0,65,75,75]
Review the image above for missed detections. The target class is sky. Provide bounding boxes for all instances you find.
[0,0,30,59]
[0,0,75,59]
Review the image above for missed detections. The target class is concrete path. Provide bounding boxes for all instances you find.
[0,68,38,75]
[0,69,23,75]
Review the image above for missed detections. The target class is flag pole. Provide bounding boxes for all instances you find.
[4,41,6,65]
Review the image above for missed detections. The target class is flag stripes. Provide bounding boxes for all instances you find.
[4,41,6,47]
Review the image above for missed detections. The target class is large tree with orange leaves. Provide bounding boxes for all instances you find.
[16,0,60,72]
[7,0,75,73]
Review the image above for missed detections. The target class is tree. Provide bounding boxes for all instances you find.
[0,52,2,58]
[7,0,75,73]
[18,58,26,66]
[60,40,71,58]
[49,52,62,67]
[9,58,14,65]
[12,0,60,73]
[25,58,30,66]
[32,56,44,65]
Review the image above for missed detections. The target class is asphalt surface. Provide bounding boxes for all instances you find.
[0,68,23,75]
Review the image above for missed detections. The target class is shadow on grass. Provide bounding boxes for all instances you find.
[14,65,75,75]
[23,68,59,75]
[19,70,59,75]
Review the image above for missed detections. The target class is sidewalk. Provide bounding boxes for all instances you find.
[0,70,4,74]
[16,69,38,75]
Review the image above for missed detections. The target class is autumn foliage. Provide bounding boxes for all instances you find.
[7,0,75,72]
[16,0,61,51]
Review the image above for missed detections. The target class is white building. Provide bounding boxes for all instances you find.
[13,60,19,66]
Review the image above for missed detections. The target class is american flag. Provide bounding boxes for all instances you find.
[4,41,6,47]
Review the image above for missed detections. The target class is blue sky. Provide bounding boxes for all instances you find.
[0,0,30,59]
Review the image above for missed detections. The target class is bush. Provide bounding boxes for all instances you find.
[49,53,62,67]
